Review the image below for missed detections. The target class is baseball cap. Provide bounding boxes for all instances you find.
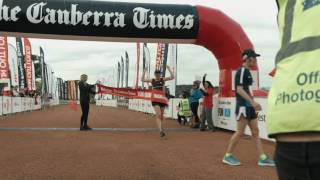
[242,49,260,60]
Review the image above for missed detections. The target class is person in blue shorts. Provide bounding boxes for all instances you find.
[222,49,275,167]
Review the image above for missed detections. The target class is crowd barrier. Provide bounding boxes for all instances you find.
[97,97,271,140]
[0,96,42,116]
[96,99,118,108]
[0,96,62,116]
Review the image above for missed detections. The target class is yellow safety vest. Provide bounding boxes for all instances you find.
[267,0,320,137]
[179,99,192,117]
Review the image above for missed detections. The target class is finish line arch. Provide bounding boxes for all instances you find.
[0,0,266,97]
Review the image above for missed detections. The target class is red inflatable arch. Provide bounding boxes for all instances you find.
[0,0,267,97]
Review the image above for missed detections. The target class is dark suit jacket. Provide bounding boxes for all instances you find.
[78,81,95,103]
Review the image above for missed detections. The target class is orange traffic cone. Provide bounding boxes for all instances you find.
[68,101,78,111]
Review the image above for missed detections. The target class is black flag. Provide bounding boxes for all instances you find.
[121,57,124,88]
[160,44,169,77]
[125,52,129,88]
[117,62,121,88]
[15,37,26,90]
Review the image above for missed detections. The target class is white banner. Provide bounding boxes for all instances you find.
[30,98,35,110]
[12,97,22,113]
[216,97,237,131]
[35,96,41,110]
[169,44,177,97]
[126,97,271,140]
[0,96,3,115]
[26,98,32,111]
[101,99,118,108]
[2,96,12,115]
[96,100,102,106]
[8,44,19,88]
[32,61,36,91]
[21,97,27,112]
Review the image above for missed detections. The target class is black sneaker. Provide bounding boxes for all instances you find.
[80,127,85,131]
[84,125,92,131]
[160,131,166,138]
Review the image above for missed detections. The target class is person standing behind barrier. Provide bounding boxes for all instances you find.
[222,49,275,167]
[79,74,95,131]
[189,81,203,129]
[267,1,320,179]
[176,91,192,125]
[199,74,216,132]
[141,65,175,138]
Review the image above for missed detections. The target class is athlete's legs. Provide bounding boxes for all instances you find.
[160,107,165,122]
[226,115,248,154]
[248,119,265,156]
[153,105,163,131]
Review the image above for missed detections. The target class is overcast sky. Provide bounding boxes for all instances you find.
[8,0,279,87]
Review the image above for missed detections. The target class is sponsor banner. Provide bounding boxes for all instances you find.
[23,38,33,91]
[125,51,129,88]
[121,57,124,88]
[71,81,77,100]
[71,81,75,100]
[135,43,140,89]
[142,43,151,88]
[8,44,19,88]
[101,99,118,108]
[96,100,102,106]
[16,37,26,90]
[0,1,199,40]
[40,47,45,95]
[31,61,36,90]
[160,44,169,77]
[64,81,68,100]
[169,44,177,97]
[155,43,165,71]
[2,96,12,114]
[43,63,49,95]
[216,97,271,140]
[21,97,27,111]
[26,97,32,111]
[0,36,10,90]
[30,97,35,110]
[57,78,62,99]
[0,96,2,115]
[12,97,22,113]
[46,65,53,96]
[97,84,168,104]
[216,97,236,131]
[117,62,121,88]
[32,55,41,78]
[117,98,129,108]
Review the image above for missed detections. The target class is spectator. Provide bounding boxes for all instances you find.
[189,80,203,129]
[199,74,216,132]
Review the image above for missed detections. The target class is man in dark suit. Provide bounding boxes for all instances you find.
[79,74,95,131]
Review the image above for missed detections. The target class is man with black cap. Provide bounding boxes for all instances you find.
[222,49,275,167]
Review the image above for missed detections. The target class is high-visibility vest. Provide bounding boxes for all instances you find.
[179,99,192,117]
[267,0,320,137]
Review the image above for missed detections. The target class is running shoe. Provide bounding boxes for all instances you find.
[84,125,92,131]
[258,157,275,167]
[223,155,241,166]
[160,131,166,138]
